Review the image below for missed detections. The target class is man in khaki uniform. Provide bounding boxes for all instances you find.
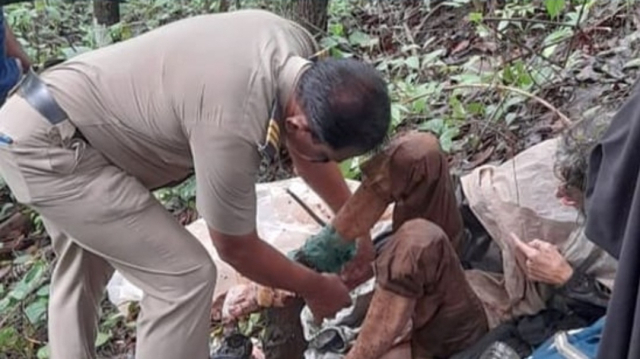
[0,9,391,359]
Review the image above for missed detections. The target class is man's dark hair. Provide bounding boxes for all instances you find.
[295,58,391,153]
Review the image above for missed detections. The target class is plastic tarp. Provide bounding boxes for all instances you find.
[106,177,394,314]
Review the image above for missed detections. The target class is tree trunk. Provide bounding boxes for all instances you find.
[290,0,329,37]
[261,298,307,359]
[93,0,120,26]
[218,0,230,12]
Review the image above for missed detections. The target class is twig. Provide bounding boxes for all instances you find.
[401,83,572,127]
[482,17,574,27]
[285,188,327,227]
[416,2,446,34]
[585,4,627,31]
[476,92,510,151]
[563,0,588,67]
[403,22,418,57]
[487,22,564,73]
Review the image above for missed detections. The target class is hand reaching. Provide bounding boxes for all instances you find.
[303,273,352,323]
[341,236,375,290]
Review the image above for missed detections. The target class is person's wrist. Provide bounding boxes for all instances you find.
[298,271,325,299]
[558,264,575,286]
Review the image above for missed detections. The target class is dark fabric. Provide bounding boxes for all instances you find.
[0,7,21,101]
[449,308,602,359]
[375,219,488,359]
[584,78,640,359]
[456,183,504,274]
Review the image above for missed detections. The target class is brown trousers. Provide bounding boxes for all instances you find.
[361,132,488,358]
[0,97,216,359]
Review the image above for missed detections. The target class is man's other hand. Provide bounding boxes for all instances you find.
[511,233,574,286]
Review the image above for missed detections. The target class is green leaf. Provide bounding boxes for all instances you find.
[391,103,408,127]
[36,284,50,297]
[348,31,376,48]
[412,98,427,114]
[422,49,446,66]
[449,96,466,119]
[13,254,32,265]
[404,56,420,70]
[624,58,640,69]
[10,261,46,301]
[0,297,12,314]
[25,298,48,325]
[439,126,459,153]
[469,12,483,23]
[505,112,518,125]
[95,331,112,348]
[0,327,19,348]
[418,119,446,135]
[329,23,344,37]
[61,46,93,59]
[37,344,51,359]
[467,102,485,116]
[545,0,566,19]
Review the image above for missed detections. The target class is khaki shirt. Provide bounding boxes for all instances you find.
[40,10,318,236]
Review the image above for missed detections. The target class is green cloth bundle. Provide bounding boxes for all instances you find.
[288,225,356,273]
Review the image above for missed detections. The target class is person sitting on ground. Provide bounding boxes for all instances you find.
[226,115,617,359]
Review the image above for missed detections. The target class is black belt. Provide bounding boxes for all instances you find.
[13,69,85,141]
[15,69,69,125]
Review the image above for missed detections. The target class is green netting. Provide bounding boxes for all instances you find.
[288,225,356,273]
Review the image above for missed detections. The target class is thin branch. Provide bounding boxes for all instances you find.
[285,188,327,227]
[563,0,588,67]
[401,83,572,127]
[482,17,574,27]
[486,22,564,73]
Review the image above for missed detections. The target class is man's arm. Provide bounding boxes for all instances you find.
[4,22,30,72]
[290,153,352,213]
[209,227,351,320]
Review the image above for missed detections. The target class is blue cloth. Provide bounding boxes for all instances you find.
[0,7,21,101]
[530,317,605,359]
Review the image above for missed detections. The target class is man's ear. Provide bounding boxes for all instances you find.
[285,116,312,133]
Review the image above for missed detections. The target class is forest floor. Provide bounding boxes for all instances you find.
[1,0,640,358]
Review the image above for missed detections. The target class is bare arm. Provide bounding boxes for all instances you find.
[4,22,30,72]
[290,152,352,214]
[345,286,415,359]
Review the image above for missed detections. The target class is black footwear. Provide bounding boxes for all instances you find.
[211,333,253,359]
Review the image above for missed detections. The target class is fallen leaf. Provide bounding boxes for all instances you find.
[451,40,470,55]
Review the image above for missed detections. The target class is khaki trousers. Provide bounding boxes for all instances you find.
[0,96,216,359]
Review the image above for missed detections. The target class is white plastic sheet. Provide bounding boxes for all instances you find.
[105,177,394,314]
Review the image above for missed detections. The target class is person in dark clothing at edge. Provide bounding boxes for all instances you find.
[0,6,30,102]
[584,78,640,359]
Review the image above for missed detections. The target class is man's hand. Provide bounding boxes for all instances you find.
[511,233,574,286]
[210,228,351,322]
[303,273,352,323]
[341,235,375,290]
